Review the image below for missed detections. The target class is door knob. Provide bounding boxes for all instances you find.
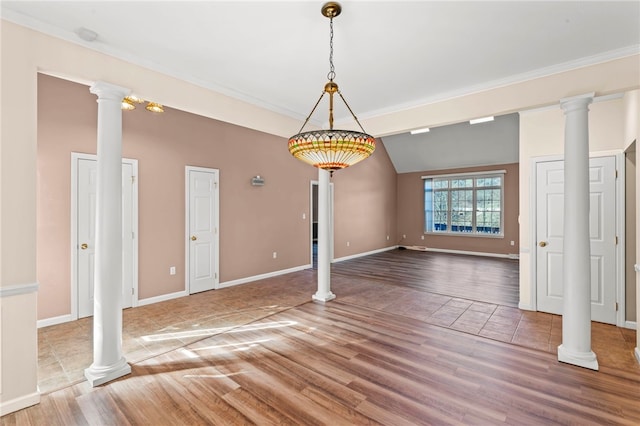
[539,241,547,247]
[191,236,197,241]
[81,243,88,250]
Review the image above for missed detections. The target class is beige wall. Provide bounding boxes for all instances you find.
[332,143,398,259]
[518,97,627,311]
[397,163,519,255]
[625,144,636,321]
[0,21,40,412]
[0,292,39,414]
[623,90,639,149]
[36,74,398,319]
[625,90,640,353]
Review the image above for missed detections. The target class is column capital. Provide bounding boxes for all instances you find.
[560,92,595,113]
[90,81,130,101]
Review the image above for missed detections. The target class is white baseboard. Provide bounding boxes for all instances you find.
[332,245,398,263]
[624,320,637,330]
[0,391,40,416]
[403,246,519,260]
[518,302,534,311]
[35,265,314,325]
[219,265,310,289]
[137,290,188,307]
[37,314,73,329]
[635,347,640,364]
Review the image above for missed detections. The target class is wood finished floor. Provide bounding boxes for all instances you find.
[332,249,520,307]
[6,250,639,425]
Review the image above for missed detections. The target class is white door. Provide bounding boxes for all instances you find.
[186,167,219,294]
[536,156,617,324]
[76,156,137,318]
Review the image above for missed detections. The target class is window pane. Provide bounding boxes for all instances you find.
[451,179,473,188]
[424,179,434,231]
[451,211,472,232]
[433,179,448,189]
[425,180,449,232]
[477,189,501,210]
[433,190,448,231]
[476,176,502,187]
[451,189,472,232]
[451,190,473,209]
[476,188,501,234]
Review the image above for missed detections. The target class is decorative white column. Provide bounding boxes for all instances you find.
[313,168,336,302]
[557,93,598,371]
[84,81,132,386]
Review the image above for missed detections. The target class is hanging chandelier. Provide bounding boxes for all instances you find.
[288,2,375,173]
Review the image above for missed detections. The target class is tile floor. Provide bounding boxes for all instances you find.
[38,269,638,395]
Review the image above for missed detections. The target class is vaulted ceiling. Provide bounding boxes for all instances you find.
[2,1,639,171]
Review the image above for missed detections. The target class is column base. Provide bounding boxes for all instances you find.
[312,291,336,303]
[557,344,599,371]
[635,347,640,364]
[85,357,131,387]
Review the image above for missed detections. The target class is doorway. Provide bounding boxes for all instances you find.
[71,153,138,319]
[534,154,624,325]
[185,166,220,294]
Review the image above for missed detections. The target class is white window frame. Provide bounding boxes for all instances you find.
[422,170,505,238]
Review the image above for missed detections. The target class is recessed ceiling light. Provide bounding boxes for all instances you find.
[410,127,430,135]
[469,116,494,125]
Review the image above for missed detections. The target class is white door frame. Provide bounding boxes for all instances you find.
[529,150,626,327]
[70,152,139,321]
[185,166,220,293]
[310,180,334,267]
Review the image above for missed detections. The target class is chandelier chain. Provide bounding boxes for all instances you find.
[327,17,336,81]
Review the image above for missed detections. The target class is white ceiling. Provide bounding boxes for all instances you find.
[2,1,639,171]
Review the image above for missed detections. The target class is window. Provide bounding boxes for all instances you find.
[424,172,504,236]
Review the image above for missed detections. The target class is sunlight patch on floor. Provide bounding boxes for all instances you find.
[191,338,272,353]
[142,320,297,342]
[183,371,247,380]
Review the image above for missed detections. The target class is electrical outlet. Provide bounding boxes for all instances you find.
[346,241,350,247]
[169,266,176,275]
[421,235,425,240]
[403,234,406,239]
[510,240,515,246]
[273,251,277,259]
[386,235,390,240]
[302,213,306,219]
